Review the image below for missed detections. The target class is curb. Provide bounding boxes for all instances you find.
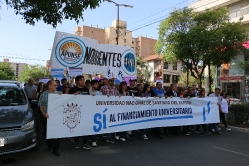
[220,124,249,134]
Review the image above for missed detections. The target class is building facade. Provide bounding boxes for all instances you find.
[3,58,27,80]
[189,0,249,101]
[143,55,182,87]
[74,20,157,58]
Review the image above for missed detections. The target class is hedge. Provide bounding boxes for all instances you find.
[227,103,249,125]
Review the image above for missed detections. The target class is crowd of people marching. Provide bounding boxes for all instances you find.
[23,76,231,156]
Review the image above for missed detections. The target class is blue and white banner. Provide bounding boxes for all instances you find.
[47,95,219,139]
[50,31,136,77]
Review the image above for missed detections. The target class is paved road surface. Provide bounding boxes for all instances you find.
[1,127,249,166]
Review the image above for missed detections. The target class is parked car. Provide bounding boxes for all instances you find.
[0,81,40,155]
[229,97,241,105]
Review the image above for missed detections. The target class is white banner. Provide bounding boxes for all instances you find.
[47,95,219,139]
[50,31,136,76]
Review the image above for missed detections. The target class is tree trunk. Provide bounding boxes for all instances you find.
[208,64,211,93]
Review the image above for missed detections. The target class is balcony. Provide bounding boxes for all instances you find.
[230,6,249,24]
[189,0,240,12]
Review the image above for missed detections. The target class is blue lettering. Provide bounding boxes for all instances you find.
[93,113,102,132]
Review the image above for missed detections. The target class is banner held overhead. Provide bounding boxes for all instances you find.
[50,31,136,77]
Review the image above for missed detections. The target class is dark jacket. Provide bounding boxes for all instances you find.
[166,89,179,97]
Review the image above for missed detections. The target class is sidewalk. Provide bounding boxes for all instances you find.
[220,124,249,134]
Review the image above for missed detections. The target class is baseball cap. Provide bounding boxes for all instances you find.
[129,78,137,81]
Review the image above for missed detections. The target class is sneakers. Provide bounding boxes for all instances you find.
[195,130,202,134]
[115,135,120,140]
[204,132,211,136]
[226,128,231,132]
[106,139,115,143]
[120,138,126,142]
[92,142,97,147]
[74,143,82,149]
[83,144,92,150]
[218,128,221,131]
[142,134,148,140]
[211,129,215,132]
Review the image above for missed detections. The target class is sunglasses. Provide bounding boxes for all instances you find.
[65,87,70,88]
[109,80,114,82]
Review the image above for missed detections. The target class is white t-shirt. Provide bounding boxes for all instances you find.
[220,97,229,113]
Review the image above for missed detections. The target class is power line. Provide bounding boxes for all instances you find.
[128,0,188,27]
[128,0,219,33]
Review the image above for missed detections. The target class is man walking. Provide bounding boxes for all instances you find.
[69,75,92,150]
[100,77,118,143]
[24,78,37,102]
[38,80,61,156]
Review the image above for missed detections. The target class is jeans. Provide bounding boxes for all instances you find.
[220,112,228,128]
[208,123,218,132]
[107,133,113,140]
[74,136,89,145]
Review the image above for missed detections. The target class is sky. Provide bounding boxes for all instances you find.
[0,0,190,66]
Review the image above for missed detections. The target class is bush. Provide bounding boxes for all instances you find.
[227,103,249,125]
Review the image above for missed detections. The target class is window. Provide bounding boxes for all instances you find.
[0,86,27,106]
[132,41,134,44]
[124,31,126,36]
[172,75,179,84]
[124,39,126,43]
[163,62,169,69]
[173,64,177,70]
[163,74,171,83]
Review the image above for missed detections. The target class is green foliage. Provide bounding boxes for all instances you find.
[18,65,50,83]
[227,103,249,125]
[178,72,198,88]
[136,56,151,83]
[5,0,103,28]
[156,7,248,88]
[0,62,15,80]
[239,60,249,76]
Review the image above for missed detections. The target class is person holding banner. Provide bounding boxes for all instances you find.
[208,88,222,135]
[183,87,196,136]
[166,83,181,136]
[195,89,211,135]
[116,81,130,142]
[68,75,92,150]
[100,77,118,143]
[89,80,103,147]
[151,81,165,139]
[142,84,151,97]
[38,80,61,156]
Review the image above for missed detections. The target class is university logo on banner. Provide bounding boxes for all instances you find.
[55,37,86,67]
[121,49,136,76]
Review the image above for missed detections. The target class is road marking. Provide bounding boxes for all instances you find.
[212,146,249,158]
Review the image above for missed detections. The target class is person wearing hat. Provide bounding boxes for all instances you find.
[127,78,138,96]
[68,75,92,150]
[126,78,138,140]
[98,76,109,91]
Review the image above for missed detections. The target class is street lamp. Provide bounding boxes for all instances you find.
[106,0,133,45]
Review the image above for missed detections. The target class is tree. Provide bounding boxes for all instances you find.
[136,56,151,83]
[178,72,198,88]
[19,65,50,83]
[0,62,15,80]
[4,0,103,28]
[156,7,248,90]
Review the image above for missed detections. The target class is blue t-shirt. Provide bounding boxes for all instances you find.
[152,88,165,97]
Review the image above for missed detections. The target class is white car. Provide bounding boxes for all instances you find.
[229,97,241,105]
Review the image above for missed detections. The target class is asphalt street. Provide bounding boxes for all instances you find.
[1,127,249,166]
